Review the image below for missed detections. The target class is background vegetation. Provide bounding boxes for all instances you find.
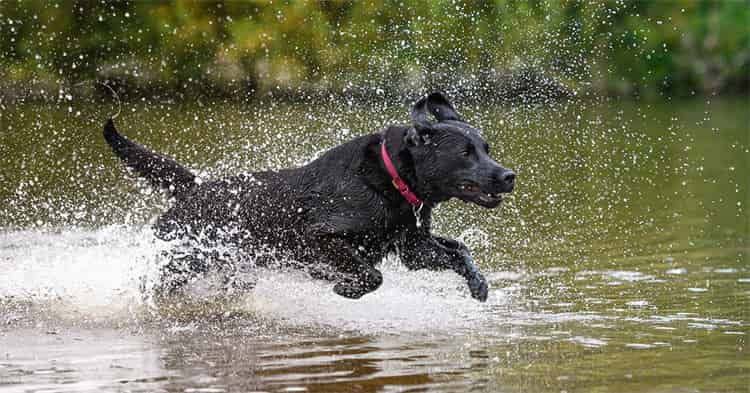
[1,0,748,101]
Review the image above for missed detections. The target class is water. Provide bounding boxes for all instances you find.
[0,97,748,392]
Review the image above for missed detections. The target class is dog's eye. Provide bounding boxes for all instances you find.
[460,145,473,157]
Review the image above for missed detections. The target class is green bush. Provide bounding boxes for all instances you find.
[1,0,747,100]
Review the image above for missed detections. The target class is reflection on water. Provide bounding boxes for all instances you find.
[0,98,748,392]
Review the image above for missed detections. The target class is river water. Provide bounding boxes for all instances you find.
[0,97,747,392]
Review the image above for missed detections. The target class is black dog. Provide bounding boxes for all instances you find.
[104,92,515,302]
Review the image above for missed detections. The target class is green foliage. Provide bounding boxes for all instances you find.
[0,0,747,99]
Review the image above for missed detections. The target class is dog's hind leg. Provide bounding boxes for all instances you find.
[154,249,211,296]
[333,263,383,299]
[155,247,252,296]
[312,237,383,299]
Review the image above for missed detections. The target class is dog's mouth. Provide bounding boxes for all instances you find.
[456,183,505,208]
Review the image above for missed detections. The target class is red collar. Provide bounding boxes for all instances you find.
[380,140,424,207]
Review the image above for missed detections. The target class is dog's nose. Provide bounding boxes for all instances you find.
[502,171,515,185]
[499,170,515,191]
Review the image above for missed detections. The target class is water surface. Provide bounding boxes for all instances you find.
[0,97,748,392]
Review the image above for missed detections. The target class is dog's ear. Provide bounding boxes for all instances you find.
[411,95,431,129]
[408,95,434,146]
[404,126,426,146]
[426,92,463,122]
[411,92,463,126]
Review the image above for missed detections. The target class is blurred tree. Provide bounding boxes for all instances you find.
[0,0,747,100]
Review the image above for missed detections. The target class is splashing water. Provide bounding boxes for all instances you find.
[1,96,747,393]
[0,226,160,325]
[0,225,510,334]
[0,0,748,390]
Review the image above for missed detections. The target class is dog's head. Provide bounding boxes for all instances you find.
[404,92,515,208]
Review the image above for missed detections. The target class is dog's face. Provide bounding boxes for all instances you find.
[406,93,515,208]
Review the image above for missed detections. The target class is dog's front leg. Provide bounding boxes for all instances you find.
[433,236,489,302]
[315,237,384,299]
[398,234,488,302]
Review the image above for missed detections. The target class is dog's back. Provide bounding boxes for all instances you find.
[104,119,392,251]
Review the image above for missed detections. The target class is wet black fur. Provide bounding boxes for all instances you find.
[104,93,515,301]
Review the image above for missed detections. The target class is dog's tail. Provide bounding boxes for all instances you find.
[103,118,197,198]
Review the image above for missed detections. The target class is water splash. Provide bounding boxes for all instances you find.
[0,225,513,334]
[0,226,161,325]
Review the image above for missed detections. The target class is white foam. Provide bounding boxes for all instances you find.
[0,227,507,333]
[242,257,503,334]
[0,226,162,322]
[567,336,608,347]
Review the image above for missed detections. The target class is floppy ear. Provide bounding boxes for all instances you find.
[404,123,435,146]
[410,95,431,128]
[426,92,463,122]
[404,126,430,146]
[407,95,434,146]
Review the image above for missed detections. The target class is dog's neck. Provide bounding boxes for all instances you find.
[379,126,445,209]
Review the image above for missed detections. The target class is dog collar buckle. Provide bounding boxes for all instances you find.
[391,179,403,192]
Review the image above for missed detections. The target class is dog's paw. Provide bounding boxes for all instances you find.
[333,269,382,299]
[467,273,489,302]
[333,282,366,299]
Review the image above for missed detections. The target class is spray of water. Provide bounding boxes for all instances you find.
[0,224,519,334]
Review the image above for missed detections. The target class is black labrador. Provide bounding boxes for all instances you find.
[104,92,515,302]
